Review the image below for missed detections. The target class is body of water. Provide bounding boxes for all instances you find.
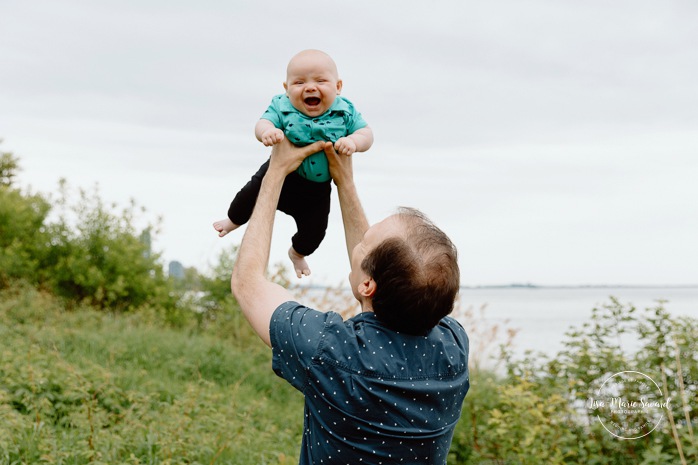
[299,285,698,362]
[457,286,698,361]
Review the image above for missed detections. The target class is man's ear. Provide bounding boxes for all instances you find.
[358,277,376,298]
[336,79,343,95]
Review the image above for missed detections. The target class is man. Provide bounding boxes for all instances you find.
[231,139,470,464]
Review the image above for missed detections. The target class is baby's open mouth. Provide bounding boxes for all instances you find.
[304,97,321,106]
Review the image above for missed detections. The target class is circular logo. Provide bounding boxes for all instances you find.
[586,370,667,439]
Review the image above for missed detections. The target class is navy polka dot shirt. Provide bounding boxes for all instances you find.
[270,301,470,465]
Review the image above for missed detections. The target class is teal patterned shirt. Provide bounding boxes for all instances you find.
[261,94,368,182]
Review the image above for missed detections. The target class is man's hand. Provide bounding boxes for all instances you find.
[268,139,326,176]
[324,141,354,187]
[261,128,285,146]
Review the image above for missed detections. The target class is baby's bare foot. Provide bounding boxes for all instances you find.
[213,218,239,238]
[288,247,311,278]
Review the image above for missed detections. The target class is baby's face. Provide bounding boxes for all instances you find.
[284,51,342,118]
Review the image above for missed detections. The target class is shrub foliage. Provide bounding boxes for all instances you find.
[1,144,696,464]
[0,147,179,314]
[451,298,698,464]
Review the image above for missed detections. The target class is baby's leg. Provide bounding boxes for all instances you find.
[275,172,330,279]
[213,218,240,238]
[288,246,311,278]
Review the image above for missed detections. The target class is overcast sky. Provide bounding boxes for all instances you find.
[1,0,697,287]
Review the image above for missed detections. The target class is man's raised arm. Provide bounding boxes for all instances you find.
[231,139,325,347]
[323,142,369,262]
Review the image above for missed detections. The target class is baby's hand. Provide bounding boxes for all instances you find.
[261,128,285,146]
[334,137,357,156]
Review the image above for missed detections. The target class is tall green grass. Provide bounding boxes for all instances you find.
[3,283,696,464]
[0,284,303,464]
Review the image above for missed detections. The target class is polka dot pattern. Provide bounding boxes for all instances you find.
[270,301,470,464]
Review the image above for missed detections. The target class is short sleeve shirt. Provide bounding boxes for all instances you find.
[261,95,368,183]
[270,301,470,465]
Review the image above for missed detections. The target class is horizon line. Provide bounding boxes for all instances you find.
[459,283,698,289]
[293,283,698,290]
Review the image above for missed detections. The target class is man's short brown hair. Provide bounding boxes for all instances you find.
[361,207,460,335]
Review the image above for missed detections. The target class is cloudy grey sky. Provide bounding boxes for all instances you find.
[2,0,697,286]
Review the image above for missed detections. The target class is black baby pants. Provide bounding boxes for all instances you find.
[227,159,331,256]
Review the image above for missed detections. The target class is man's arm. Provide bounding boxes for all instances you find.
[323,142,370,262]
[231,139,325,347]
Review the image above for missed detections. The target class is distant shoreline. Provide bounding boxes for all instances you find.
[295,283,698,291]
[459,284,698,290]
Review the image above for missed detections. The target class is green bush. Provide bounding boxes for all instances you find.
[450,298,698,464]
[1,147,183,316]
[0,184,51,288]
[39,180,176,313]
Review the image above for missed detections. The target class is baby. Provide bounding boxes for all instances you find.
[213,49,374,278]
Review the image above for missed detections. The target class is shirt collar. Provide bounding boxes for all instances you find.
[276,94,349,116]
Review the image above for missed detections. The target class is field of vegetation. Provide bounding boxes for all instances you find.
[1,146,696,464]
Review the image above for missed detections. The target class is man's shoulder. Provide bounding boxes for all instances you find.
[439,315,468,334]
[270,301,345,344]
[271,301,339,325]
[436,316,470,349]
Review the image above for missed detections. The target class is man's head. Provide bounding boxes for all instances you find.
[349,207,460,335]
[284,49,343,118]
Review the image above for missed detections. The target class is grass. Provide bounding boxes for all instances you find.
[0,285,304,464]
[6,283,693,464]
